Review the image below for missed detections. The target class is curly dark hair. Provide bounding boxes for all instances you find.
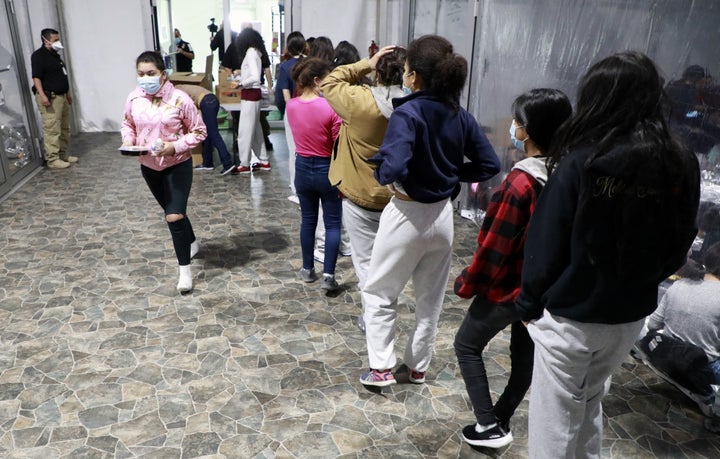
[376,47,407,87]
[234,27,268,68]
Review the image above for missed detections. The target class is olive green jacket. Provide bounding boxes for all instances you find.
[321,59,403,210]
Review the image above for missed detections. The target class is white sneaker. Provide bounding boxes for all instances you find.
[314,249,324,263]
[287,195,300,205]
[190,241,200,259]
[177,265,193,293]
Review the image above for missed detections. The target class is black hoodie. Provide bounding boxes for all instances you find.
[515,143,700,324]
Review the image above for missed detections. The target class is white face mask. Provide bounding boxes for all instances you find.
[44,38,64,51]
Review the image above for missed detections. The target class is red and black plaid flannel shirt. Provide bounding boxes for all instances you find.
[454,169,543,304]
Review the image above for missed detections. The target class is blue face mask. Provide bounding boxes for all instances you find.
[138,75,162,95]
[509,120,527,152]
[402,84,412,96]
[175,37,182,46]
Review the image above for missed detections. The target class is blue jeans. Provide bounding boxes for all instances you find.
[294,154,342,274]
[199,94,233,169]
[454,297,533,425]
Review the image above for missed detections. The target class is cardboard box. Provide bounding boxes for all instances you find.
[169,55,214,91]
[169,72,211,91]
[218,67,234,89]
[217,86,243,104]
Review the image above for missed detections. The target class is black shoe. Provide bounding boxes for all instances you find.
[497,419,510,435]
[461,424,513,448]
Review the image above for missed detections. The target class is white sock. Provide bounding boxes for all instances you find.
[475,422,497,433]
[190,241,199,259]
[177,264,193,293]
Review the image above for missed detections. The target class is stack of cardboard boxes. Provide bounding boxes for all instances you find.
[216,67,243,104]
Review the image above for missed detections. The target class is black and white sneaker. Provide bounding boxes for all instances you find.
[497,419,511,436]
[461,424,513,448]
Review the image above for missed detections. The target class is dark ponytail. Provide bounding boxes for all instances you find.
[406,35,467,107]
[292,57,332,92]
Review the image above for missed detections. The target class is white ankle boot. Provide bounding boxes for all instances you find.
[177,264,193,293]
[190,240,200,259]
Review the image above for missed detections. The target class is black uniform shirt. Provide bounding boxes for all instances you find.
[176,39,194,72]
[31,45,69,95]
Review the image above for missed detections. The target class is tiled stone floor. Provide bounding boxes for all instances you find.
[0,131,718,458]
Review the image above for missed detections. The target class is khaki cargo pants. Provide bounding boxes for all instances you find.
[36,93,71,163]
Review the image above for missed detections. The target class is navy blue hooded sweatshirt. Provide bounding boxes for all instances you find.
[369,91,500,202]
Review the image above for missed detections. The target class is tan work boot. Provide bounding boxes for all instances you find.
[47,159,70,169]
[63,155,79,163]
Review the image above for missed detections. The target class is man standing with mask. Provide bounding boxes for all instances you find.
[31,28,76,169]
[174,29,195,72]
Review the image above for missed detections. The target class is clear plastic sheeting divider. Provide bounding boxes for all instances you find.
[413,0,720,223]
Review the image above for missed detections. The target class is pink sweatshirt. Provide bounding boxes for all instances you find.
[121,81,207,171]
[286,96,341,158]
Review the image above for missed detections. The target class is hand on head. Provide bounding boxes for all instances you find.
[369,45,398,71]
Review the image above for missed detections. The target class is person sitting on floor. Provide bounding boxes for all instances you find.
[636,241,720,429]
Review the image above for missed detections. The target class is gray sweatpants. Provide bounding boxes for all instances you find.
[362,197,453,371]
[527,311,644,459]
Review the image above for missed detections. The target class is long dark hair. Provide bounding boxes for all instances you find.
[234,27,267,68]
[512,88,572,154]
[332,41,360,67]
[406,35,467,107]
[307,36,334,63]
[547,51,677,172]
[282,31,306,61]
[559,51,699,281]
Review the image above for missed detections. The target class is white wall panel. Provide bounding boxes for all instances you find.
[59,0,153,131]
[290,0,379,58]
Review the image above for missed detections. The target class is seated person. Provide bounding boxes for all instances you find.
[636,242,720,421]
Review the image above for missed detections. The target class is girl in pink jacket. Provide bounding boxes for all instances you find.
[121,51,207,293]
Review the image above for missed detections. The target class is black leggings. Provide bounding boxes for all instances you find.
[141,158,195,265]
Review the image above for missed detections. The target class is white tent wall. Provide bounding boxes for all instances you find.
[12,0,60,139]
[57,0,154,132]
[16,0,58,87]
[288,0,379,57]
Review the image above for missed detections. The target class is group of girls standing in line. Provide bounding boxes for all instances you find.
[120,31,700,458]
